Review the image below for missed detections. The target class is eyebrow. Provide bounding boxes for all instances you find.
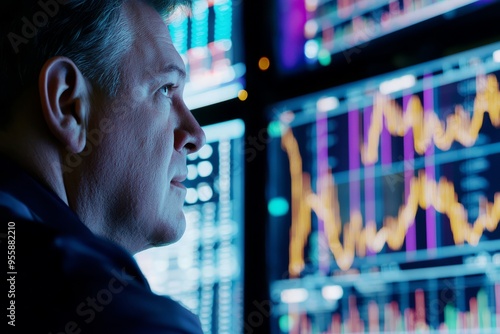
[159,64,186,79]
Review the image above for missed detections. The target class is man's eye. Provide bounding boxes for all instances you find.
[159,84,175,96]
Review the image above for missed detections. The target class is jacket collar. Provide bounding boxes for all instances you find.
[0,154,92,237]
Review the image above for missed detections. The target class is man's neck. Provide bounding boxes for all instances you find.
[0,129,69,206]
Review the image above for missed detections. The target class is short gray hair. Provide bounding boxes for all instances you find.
[0,0,192,125]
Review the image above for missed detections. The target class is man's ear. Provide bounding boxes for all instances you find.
[39,56,90,154]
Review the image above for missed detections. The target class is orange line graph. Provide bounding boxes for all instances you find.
[361,74,500,165]
[282,128,500,276]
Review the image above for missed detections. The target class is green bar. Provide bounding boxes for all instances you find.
[477,289,489,329]
[444,303,457,330]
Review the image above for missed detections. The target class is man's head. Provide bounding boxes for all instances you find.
[0,0,206,253]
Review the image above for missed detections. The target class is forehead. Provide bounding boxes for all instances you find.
[121,1,186,79]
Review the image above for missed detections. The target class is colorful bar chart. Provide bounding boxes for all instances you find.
[267,41,500,334]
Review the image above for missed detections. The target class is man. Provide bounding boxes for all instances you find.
[1,0,206,332]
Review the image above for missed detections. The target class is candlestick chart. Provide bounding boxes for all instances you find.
[267,42,500,333]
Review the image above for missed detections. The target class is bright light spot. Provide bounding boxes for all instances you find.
[304,20,319,38]
[318,48,331,66]
[202,118,245,143]
[185,188,198,204]
[198,144,213,159]
[190,46,209,59]
[238,89,248,101]
[177,254,193,269]
[201,266,216,279]
[280,288,308,304]
[258,57,270,71]
[304,39,319,59]
[187,268,200,281]
[492,253,500,265]
[279,315,295,333]
[379,74,416,95]
[317,96,339,113]
[493,50,500,63]
[167,6,187,24]
[279,111,295,124]
[193,0,208,15]
[187,152,198,161]
[187,164,198,180]
[268,197,289,216]
[322,285,344,300]
[305,0,319,12]
[197,183,213,202]
[185,81,244,110]
[268,121,284,138]
[197,161,213,177]
[215,39,232,52]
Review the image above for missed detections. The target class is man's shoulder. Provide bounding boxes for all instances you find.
[0,201,202,333]
[0,162,203,333]
[0,191,38,221]
[7,218,202,333]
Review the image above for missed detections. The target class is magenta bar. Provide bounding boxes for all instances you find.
[349,106,361,213]
[381,106,392,166]
[424,73,437,251]
[404,92,417,253]
[316,112,329,274]
[364,105,376,256]
[279,0,306,70]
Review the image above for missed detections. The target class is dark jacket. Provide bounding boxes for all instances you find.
[0,156,203,333]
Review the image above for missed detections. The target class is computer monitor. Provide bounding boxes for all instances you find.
[168,0,246,109]
[274,0,491,73]
[267,41,500,333]
[135,119,245,334]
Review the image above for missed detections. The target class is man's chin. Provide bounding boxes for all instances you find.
[149,217,186,247]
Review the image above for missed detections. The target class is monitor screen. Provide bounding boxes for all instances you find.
[267,41,500,333]
[135,119,245,334]
[275,0,489,73]
[168,0,245,109]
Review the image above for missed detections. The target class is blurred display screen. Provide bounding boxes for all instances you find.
[276,0,487,72]
[267,42,500,333]
[135,119,245,334]
[168,0,245,109]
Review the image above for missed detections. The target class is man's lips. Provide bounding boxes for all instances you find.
[171,173,187,182]
[171,180,185,188]
[171,174,187,188]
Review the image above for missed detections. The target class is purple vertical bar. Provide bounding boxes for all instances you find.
[381,108,392,165]
[364,106,376,256]
[279,0,306,70]
[424,73,437,250]
[404,93,417,253]
[316,112,329,274]
[349,107,360,214]
[380,96,392,258]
